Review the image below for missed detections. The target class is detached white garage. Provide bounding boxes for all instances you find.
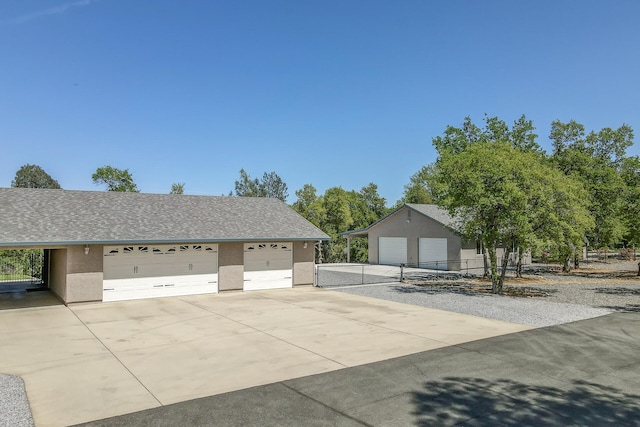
[243,242,292,291]
[103,244,219,302]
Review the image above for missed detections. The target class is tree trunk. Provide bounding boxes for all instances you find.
[483,249,490,278]
[574,252,580,269]
[562,256,571,272]
[487,246,500,294]
[499,249,511,292]
[516,249,523,278]
[637,261,639,277]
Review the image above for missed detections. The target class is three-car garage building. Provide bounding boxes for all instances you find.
[0,188,329,304]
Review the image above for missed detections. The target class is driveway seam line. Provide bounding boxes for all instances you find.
[280,382,374,427]
[67,306,164,407]
[178,298,350,368]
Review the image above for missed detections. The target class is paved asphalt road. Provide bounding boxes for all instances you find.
[76,312,640,427]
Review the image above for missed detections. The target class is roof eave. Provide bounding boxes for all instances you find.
[0,236,330,248]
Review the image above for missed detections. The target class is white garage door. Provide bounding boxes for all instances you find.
[419,238,448,270]
[103,244,218,302]
[378,237,407,266]
[243,242,292,291]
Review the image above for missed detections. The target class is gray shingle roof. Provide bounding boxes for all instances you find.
[341,203,460,237]
[0,188,329,246]
[405,203,459,229]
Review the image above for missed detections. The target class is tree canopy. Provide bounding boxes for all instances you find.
[92,166,139,192]
[170,183,185,194]
[12,164,61,189]
[431,116,596,293]
[292,183,388,263]
[234,169,288,202]
[550,120,634,249]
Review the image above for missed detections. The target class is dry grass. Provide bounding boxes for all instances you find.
[409,264,639,298]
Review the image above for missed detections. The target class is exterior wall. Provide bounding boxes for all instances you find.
[461,248,484,274]
[218,242,244,291]
[65,245,104,303]
[293,241,314,286]
[461,239,485,274]
[367,206,462,270]
[49,249,67,302]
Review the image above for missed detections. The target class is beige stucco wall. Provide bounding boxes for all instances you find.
[64,245,104,303]
[49,249,67,301]
[293,241,315,286]
[367,206,462,270]
[218,242,244,291]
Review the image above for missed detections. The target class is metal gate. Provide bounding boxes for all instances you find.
[0,249,44,286]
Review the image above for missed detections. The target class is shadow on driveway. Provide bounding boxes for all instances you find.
[412,377,640,426]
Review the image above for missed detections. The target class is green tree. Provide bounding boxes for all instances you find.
[432,142,538,293]
[92,166,139,192]
[234,169,288,202]
[620,156,640,248]
[11,164,61,189]
[169,183,185,194]
[400,165,436,205]
[261,171,288,202]
[431,118,593,292]
[234,169,261,197]
[433,114,541,156]
[550,121,633,249]
[291,184,325,228]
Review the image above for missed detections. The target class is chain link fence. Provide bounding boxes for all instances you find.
[315,257,529,287]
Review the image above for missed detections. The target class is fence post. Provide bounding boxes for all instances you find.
[400,264,404,282]
[361,264,365,285]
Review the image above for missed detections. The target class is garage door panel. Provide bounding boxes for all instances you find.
[244,253,291,272]
[379,237,407,266]
[243,270,292,291]
[103,245,218,301]
[243,242,292,290]
[419,238,448,270]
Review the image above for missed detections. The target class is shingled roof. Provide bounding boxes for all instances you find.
[341,203,460,237]
[0,188,329,247]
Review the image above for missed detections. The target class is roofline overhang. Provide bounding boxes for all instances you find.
[339,228,369,238]
[340,203,463,238]
[0,236,330,248]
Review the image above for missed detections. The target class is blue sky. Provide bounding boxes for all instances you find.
[2,1,639,205]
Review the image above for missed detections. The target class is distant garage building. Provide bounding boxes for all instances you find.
[342,203,529,272]
[0,188,329,304]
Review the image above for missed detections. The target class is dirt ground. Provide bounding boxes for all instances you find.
[408,260,640,311]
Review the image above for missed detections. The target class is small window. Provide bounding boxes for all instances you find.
[105,248,119,256]
[153,247,163,254]
[258,244,266,250]
[180,245,189,252]
[476,241,483,255]
[123,246,134,254]
[205,245,215,252]
[281,244,288,250]
[193,245,202,251]
[166,246,176,254]
[270,244,278,250]
[138,246,148,253]
[247,245,254,251]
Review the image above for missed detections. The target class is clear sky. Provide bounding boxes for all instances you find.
[2,0,639,205]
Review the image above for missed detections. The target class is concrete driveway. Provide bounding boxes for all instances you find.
[0,287,531,426]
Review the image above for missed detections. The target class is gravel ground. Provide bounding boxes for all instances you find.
[0,374,34,427]
[334,282,615,327]
[326,261,640,327]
